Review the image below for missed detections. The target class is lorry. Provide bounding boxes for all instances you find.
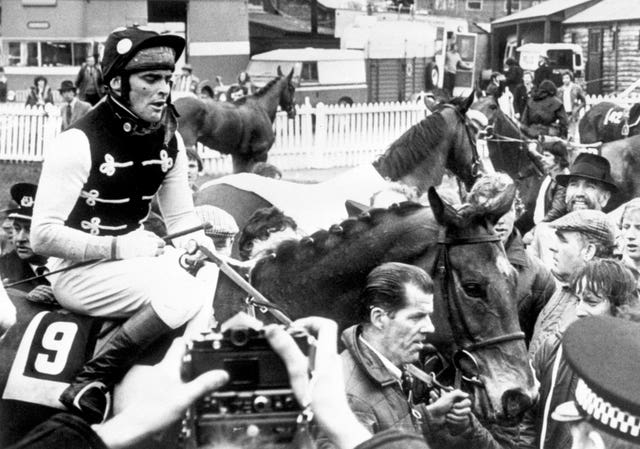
[340,14,478,102]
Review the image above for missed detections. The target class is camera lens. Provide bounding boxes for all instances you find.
[229,328,250,346]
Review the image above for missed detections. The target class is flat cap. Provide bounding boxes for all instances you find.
[195,205,239,237]
[549,209,615,247]
[563,316,640,443]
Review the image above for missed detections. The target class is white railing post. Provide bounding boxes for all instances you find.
[313,102,327,169]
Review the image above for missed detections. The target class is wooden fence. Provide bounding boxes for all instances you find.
[0,93,638,172]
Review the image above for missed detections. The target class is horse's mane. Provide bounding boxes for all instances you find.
[254,201,437,277]
[372,112,447,180]
[233,76,282,105]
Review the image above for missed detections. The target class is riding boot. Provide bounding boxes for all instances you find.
[59,304,172,424]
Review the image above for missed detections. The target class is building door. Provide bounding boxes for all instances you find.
[587,28,603,95]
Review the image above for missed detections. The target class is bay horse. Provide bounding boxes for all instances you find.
[471,94,544,234]
[579,101,640,144]
[175,67,296,173]
[196,92,482,239]
[240,186,536,431]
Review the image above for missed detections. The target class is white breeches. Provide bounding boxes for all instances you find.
[50,247,211,331]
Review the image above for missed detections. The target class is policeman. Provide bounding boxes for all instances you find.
[32,26,215,424]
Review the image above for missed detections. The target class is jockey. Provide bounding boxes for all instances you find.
[31,26,215,424]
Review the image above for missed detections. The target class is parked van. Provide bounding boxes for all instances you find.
[246,48,368,106]
[516,43,585,85]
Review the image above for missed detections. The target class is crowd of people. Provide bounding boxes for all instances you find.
[0,24,640,449]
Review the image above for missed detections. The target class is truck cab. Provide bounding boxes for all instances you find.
[516,43,585,85]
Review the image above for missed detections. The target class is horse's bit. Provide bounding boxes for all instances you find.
[429,229,525,391]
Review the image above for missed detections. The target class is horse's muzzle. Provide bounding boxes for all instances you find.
[502,388,535,420]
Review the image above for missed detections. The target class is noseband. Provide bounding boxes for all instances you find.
[432,229,525,390]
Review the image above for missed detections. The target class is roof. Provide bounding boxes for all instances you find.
[249,11,333,35]
[492,0,594,25]
[517,43,583,51]
[564,0,640,23]
[251,48,365,61]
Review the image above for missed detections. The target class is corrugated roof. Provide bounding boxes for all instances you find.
[492,0,594,25]
[564,0,640,23]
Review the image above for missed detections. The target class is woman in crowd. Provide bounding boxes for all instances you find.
[521,79,569,139]
[25,76,54,108]
[518,258,639,449]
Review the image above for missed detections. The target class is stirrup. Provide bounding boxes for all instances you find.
[71,381,112,424]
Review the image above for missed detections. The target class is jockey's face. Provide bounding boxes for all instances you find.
[565,177,611,212]
[128,69,172,123]
[376,283,434,366]
[12,219,34,261]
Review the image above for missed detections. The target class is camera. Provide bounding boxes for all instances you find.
[181,326,310,447]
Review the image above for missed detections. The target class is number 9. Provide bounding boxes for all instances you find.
[35,321,79,375]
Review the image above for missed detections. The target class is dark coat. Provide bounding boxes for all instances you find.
[521,84,569,138]
[517,333,576,449]
[506,231,556,345]
[318,325,514,449]
[25,86,54,108]
[541,177,567,223]
[0,250,49,293]
[505,65,523,90]
[533,65,553,87]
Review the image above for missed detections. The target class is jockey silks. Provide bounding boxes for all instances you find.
[65,96,178,237]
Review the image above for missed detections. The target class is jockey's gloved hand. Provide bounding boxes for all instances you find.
[27,285,58,306]
[113,230,166,260]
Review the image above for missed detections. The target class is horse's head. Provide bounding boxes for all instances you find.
[276,66,296,119]
[441,92,482,190]
[426,186,537,423]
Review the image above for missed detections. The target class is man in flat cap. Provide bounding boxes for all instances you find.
[32,25,216,423]
[529,209,617,357]
[552,316,640,449]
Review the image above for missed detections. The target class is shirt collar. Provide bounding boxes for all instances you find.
[359,335,402,380]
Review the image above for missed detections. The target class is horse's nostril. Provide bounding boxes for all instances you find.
[502,389,534,419]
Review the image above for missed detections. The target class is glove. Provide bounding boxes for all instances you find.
[114,230,166,260]
[27,285,59,306]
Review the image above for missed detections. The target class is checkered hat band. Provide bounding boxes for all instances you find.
[575,379,640,439]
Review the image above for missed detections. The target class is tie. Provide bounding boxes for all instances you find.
[66,104,73,126]
[35,265,49,276]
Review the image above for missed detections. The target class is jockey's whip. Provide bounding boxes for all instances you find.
[195,244,294,326]
[3,223,213,288]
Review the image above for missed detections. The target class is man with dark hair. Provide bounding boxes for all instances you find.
[238,206,299,260]
[251,162,282,180]
[32,26,215,424]
[319,262,502,449]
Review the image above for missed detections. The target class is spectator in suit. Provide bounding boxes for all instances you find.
[0,67,8,103]
[58,80,92,131]
[75,55,104,106]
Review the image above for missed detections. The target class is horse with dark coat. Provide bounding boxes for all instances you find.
[239,187,537,444]
[579,101,640,144]
[175,67,296,173]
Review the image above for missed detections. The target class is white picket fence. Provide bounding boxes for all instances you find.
[0,93,637,172]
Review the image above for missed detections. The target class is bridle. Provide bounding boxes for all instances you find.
[438,103,482,180]
[430,227,525,391]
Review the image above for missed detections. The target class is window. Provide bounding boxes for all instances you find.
[435,0,455,9]
[300,62,318,83]
[571,32,578,44]
[466,0,482,9]
[504,0,520,11]
[3,40,92,67]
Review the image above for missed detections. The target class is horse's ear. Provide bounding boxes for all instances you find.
[277,66,283,77]
[457,90,475,114]
[428,187,461,227]
[288,68,294,80]
[480,183,517,225]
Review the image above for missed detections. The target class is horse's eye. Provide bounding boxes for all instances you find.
[462,282,486,298]
[489,104,498,110]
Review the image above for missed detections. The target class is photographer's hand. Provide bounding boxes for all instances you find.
[92,337,228,449]
[265,318,371,449]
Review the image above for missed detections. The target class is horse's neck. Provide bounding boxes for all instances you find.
[256,80,283,121]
